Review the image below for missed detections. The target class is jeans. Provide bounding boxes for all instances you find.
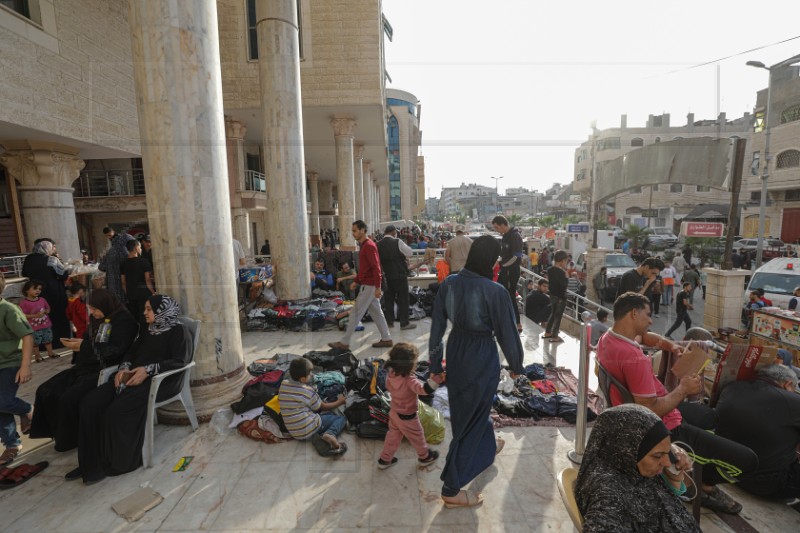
[665,310,691,338]
[545,295,567,336]
[316,413,346,438]
[0,366,32,449]
[662,285,673,305]
[498,262,521,325]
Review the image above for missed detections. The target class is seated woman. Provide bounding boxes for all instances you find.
[575,404,699,533]
[68,294,191,484]
[29,289,138,451]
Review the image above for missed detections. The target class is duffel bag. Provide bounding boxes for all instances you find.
[356,419,388,440]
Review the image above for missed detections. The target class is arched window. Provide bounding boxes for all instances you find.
[630,138,644,147]
[776,150,800,169]
[654,137,661,143]
[781,104,800,124]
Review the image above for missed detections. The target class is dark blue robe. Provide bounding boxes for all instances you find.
[429,269,524,495]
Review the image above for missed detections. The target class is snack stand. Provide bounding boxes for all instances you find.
[749,308,800,365]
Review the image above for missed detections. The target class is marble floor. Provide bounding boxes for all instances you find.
[4,316,798,532]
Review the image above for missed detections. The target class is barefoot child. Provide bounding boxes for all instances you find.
[378,342,440,469]
[18,280,56,361]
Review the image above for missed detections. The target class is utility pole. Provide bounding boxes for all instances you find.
[589,122,599,248]
[490,176,503,217]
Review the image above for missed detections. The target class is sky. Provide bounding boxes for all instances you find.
[382,0,800,198]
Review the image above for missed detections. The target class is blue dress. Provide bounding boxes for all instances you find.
[429,269,524,495]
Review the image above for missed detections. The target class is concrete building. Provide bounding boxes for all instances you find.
[573,113,752,231]
[385,87,423,221]
[439,183,495,215]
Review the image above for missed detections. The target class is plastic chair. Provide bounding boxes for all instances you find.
[597,362,635,406]
[557,468,583,532]
[95,317,200,468]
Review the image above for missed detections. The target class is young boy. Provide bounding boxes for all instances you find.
[589,309,610,346]
[543,250,569,343]
[665,282,694,339]
[0,274,35,466]
[65,283,88,339]
[279,358,348,455]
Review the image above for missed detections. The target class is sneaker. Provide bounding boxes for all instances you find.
[549,337,564,343]
[701,486,742,514]
[371,340,393,348]
[355,323,365,331]
[377,457,398,469]
[418,450,439,465]
[400,323,417,330]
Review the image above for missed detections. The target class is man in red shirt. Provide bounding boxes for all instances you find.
[329,220,393,350]
[596,291,758,514]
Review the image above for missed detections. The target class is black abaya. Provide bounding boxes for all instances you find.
[22,253,70,348]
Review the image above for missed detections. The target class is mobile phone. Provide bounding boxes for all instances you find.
[667,451,681,476]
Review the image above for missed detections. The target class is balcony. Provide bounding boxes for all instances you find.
[244,170,266,193]
[73,169,146,198]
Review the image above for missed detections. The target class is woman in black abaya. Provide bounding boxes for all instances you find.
[21,240,71,348]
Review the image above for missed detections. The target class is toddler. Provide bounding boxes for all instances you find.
[18,280,55,361]
[378,342,439,469]
[65,283,88,339]
[278,358,348,455]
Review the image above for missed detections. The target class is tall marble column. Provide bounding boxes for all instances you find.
[331,116,357,249]
[128,0,245,421]
[307,171,321,245]
[225,117,251,253]
[362,159,373,230]
[256,0,310,299]
[0,141,84,260]
[353,144,365,222]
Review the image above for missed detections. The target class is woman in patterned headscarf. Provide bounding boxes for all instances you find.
[70,294,192,484]
[22,239,71,347]
[576,404,700,532]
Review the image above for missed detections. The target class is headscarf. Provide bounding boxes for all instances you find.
[33,240,54,256]
[463,235,500,279]
[575,404,700,533]
[87,288,124,318]
[147,294,180,335]
[32,239,68,276]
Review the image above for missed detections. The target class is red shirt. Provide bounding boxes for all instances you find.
[596,329,683,430]
[355,238,382,287]
[66,297,88,339]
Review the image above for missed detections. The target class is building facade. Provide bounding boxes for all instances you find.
[386,87,423,221]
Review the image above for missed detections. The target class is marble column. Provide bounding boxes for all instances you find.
[362,159,373,230]
[307,171,321,245]
[128,0,245,422]
[256,0,310,299]
[225,117,251,254]
[353,144,365,222]
[0,141,84,260]
[331,115,357,249]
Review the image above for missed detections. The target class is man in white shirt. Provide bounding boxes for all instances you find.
[445,226,473,273]
[232,238,246,267]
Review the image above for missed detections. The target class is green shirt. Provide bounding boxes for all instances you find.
[0,299,33,369]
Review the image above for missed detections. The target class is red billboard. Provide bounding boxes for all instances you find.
[680,222,724,238]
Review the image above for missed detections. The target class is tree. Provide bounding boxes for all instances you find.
[539,215,556,228]
[622,224,651,249]
[507,213,523,226]
[596,220,610,230]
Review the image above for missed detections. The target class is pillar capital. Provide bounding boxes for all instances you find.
[354,143,365,159]
[0,142,85,189]
[224,116,247,140]
[307,170,319,182]
[330,115,357,137]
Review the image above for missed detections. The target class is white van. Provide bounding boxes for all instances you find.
[743,257,800,309]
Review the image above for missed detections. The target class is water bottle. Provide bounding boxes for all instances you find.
[210,407,234,435]
[96,320,112,343]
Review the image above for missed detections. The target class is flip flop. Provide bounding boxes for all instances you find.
[443,490,484,509]
[311,435,348,457]
[495,438,506,455]
[0,462,49,490]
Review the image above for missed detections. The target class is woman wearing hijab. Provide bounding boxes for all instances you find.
[576,404,700,532]
[69,294,191,484]
[429,235,524,508]
[22,239,71,347]
[29,289,138,451]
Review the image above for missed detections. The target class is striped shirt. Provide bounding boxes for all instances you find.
[278,377,322,439]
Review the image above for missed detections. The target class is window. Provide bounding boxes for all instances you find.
[597,137,621,151]
[0,0,29,18]
[777,150,800,169]
[781,104,800,124]
[630,138,644,147]
[751,191,761,201]
[673,136,684,140]
[576,170,586,181]
[751,151,760,176]
[754,110,765,133]
[631,186,642,194]
[785,189,800,201]
[246,0,303,61]
[670,184,683,193]
[654,137,661,143]
[696,185,711,192]
[652,116,663,127]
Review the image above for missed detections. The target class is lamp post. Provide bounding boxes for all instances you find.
[589,121,599,248]
[746,53,800,268]
[490,176,503,217]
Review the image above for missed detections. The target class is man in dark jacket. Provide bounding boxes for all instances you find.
[492,215,525,333]
[544,250,569,343]
[525,279,551,325]
[376,225,416,330]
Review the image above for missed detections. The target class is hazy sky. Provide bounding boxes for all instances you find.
[382,0,800,197]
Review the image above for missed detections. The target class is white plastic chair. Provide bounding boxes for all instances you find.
[96,316,200,468]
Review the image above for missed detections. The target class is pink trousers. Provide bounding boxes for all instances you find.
[380,409,429,462]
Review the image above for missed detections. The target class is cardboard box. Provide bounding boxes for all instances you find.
[710,342,778,406]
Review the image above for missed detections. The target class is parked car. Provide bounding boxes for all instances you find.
[732,238,785,259]
[742,257,800,309]
[576,251,638,301]
[647,227,679,248]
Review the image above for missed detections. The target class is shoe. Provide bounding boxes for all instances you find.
[355,323,365,331]
[549,337,564,343]
[418,450,439,465]
[664,335,674,340]
[19,410,33,435]
[64,467,82,481]
[328,341,350,350]
[371,340,393,348]
[701,486,742,514]
[386,322,395,328]
[442,490,484,509]
[400,323,417,330]
[83,475,106,486]
[377,457,398,469]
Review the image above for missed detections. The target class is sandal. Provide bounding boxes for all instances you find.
[495,438,506,455]
[19,411,33,435]
[442,490,484,509]
[541,333,552,339]
[0,447,21,467]
[0,462,49,490]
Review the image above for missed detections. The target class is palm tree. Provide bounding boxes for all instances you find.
[622,224,651,249]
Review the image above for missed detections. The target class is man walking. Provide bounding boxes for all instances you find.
[377,225,416,330]
[329,221,392,350]
[665,282,693,339]
[492,215,525,333]
[543,250,569,343]
[444,225,472,274]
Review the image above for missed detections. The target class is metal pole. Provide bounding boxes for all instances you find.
[755,69,772,269]
[568,310,593,464]
[590,124,599,248]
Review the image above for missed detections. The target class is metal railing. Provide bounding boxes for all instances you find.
[244,170,266,193]
[519,266,613,323]
[0,254,27,278]
[73,169,146,197]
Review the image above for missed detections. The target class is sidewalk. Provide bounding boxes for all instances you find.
[2,316,796,532]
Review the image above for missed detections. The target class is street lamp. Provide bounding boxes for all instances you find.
[746,53,800,268]
[490,176,504,216]
[589,121,599,248]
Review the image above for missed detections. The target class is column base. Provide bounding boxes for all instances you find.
[156,364,248,425]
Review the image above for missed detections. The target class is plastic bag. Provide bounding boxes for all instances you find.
[418,400,445,444]
[498,369,514,394]
[210,407,234,435]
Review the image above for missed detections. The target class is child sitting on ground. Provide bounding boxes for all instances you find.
[65,283,88,340]
[278,358,348,455]
[378,342,440,469]
[18,280,55,362]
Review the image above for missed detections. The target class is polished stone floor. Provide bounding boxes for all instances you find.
[3,314,798,532]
